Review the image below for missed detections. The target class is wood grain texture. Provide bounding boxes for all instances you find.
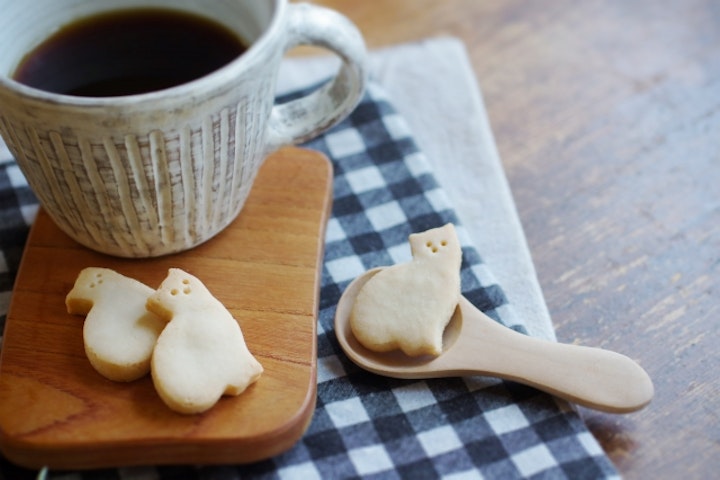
[307,1,720,478]
[0,147,332,469]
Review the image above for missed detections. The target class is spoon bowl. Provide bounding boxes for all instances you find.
[335,268,654,413]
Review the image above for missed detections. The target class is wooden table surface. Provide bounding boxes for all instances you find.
[309,1,720,478]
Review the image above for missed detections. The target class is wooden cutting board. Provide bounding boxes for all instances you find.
[0,147,332,470]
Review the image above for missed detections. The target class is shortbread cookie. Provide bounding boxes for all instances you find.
[350,223,462,356]
[147,268,263,414]
[66,267,165,382]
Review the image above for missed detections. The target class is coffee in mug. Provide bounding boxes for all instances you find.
[13,8,248,97]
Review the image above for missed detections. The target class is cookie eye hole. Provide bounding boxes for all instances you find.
[170,288,179,296]
[91,273,104,287]
[441,240,447,246]
[183,287,191,295]
[182,279,190,285]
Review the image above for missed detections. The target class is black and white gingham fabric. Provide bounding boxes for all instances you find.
[0,83,619,479]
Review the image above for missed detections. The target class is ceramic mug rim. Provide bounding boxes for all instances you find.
[0,0,285,107]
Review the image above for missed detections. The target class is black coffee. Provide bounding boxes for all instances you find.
[13,8,248,97]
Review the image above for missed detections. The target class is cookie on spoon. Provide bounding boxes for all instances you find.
[349,223,462,357]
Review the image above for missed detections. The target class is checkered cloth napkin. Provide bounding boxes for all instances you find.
[0,83,619,479]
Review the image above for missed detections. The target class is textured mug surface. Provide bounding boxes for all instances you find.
[0,0,366,257]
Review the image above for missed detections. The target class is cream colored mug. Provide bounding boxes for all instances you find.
[0,0,366,257]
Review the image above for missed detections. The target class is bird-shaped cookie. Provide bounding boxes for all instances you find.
[66,267,165,382]
[146,268,263,414]
[349,223,462,357]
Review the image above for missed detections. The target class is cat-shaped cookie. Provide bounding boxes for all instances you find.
[146,268,263,414]
[350,223,462,356]
[66,267,165,382]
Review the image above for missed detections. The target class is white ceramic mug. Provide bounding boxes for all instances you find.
[0,0,366,257]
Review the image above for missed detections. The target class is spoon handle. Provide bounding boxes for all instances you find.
[458,298,654,413]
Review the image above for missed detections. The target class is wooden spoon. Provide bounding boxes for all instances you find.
[335,268,654,413]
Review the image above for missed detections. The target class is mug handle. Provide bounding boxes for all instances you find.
[266,3,367,149]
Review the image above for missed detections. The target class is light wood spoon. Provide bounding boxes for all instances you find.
[334,268,654,413]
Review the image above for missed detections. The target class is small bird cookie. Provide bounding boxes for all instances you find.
[146,268,263,414]
[66,267,165,382]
